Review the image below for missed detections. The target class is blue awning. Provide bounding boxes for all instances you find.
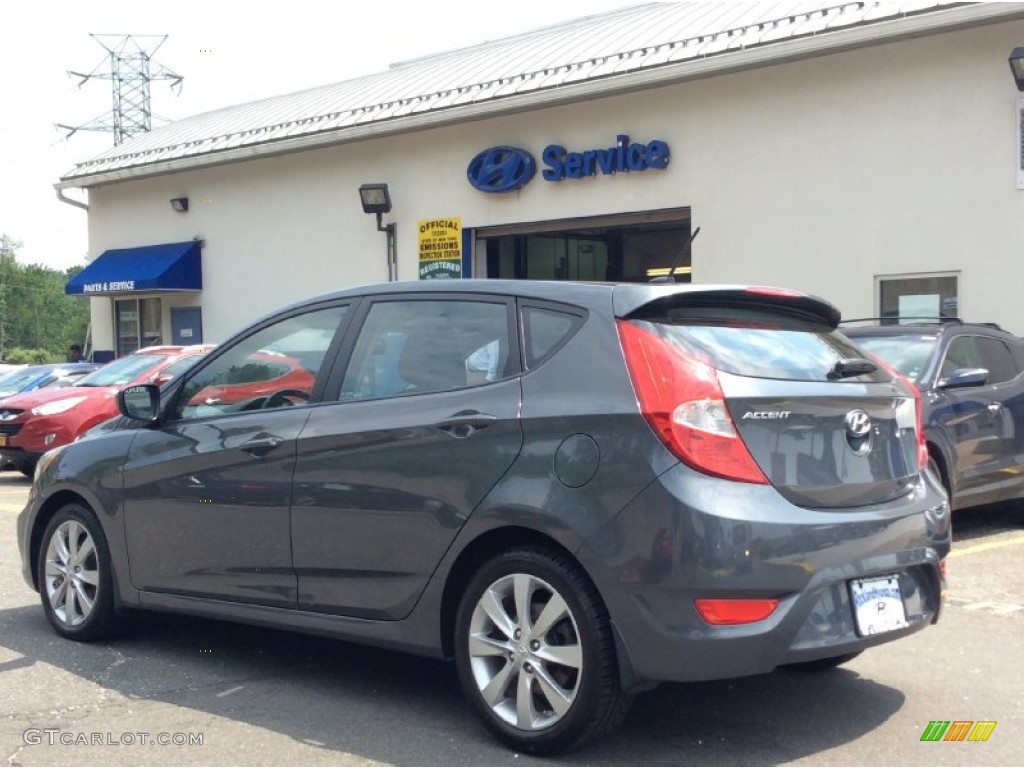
[65,241,202,296]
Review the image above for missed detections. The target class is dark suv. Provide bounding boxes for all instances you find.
[844,318,1024,512]
[18,281,949,754]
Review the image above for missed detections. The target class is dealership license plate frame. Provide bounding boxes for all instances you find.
[850,575,908,636]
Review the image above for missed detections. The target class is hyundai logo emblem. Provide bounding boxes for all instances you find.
[845,409,872,439]
[467,146,536,193]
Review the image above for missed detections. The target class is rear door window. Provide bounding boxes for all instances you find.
[339,298,514,401]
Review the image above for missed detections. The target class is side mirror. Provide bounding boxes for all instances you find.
[937,367,989,390]
[117,384,161,422]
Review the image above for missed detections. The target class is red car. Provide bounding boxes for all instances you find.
[0,345,213,476]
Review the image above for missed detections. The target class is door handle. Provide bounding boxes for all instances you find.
[240,435,284,456]
[435,412,498,438]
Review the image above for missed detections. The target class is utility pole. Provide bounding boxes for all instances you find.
[58,34,183,146]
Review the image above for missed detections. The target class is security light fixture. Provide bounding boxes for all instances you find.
[170,197,189,213]
[359,183,392,215]
[359,183,397,281]
[1009,48,1024,91]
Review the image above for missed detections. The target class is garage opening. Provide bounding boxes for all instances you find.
[474,208,692,283]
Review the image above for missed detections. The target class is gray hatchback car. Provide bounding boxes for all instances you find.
[18,280,950,754]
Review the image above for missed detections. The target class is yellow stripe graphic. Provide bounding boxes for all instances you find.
[967,721,996,742]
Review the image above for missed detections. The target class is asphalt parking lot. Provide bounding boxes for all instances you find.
[1,472,1021,767]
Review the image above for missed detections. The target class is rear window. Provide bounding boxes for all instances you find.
[630,306,890,382]
[849,334,938,382]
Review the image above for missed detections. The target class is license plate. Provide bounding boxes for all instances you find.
[0,436,6,447]
[850,575,908,636]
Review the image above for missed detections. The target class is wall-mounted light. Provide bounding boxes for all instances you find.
[170,197,189,213]
[359,183,392,215]
[1009,48,1024,91]
[359,183,397,281]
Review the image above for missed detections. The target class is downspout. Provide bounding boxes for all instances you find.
[55,186,88,211]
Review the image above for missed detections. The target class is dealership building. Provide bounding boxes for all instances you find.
[57,1,1024,357]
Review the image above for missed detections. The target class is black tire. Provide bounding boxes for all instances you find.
[454,548,632,755]
[17,459,37,478]
[786,651,862,672]
[927,456,950,501]
[37,503,121,641]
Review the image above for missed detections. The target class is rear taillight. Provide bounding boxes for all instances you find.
[616,320,767,484]
[863,351,928,471]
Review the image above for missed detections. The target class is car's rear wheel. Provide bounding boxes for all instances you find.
[454,548,631,755]
[38,503,121,641]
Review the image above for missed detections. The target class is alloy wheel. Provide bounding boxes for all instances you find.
[467,572,582,731]
[44,519,100,627]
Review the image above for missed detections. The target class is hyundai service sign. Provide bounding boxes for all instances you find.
[467,135,670,193]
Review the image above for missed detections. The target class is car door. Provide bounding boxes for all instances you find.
[932,335,1004,497]
[290,294,523,620]
[972,335,1024,499]
[122,303,350,607]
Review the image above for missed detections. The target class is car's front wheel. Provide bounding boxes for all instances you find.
[37,503,121,641]
[454,548,631,754]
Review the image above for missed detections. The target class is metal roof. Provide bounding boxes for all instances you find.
[60,1,1010,186]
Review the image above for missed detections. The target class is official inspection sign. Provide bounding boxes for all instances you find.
[418,218,462,279]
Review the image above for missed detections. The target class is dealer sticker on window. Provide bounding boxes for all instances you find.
[850,575,908,636]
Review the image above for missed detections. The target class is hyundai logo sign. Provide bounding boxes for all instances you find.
[466,146,536,193]
[468,135,670,193]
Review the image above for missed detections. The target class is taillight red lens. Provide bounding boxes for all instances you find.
[616,320,767,484]
[694,598,779,625]
[862,351,928,471]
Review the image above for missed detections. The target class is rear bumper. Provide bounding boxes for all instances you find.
[578,464,949,686]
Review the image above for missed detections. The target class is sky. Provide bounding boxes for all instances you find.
[0,0,643,272]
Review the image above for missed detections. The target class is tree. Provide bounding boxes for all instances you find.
[0,234,91,362]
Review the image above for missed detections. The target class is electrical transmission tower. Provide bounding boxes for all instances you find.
[58,34,183,146]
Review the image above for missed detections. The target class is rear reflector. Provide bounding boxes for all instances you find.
[617,320,767,484]
[695,598,779,625]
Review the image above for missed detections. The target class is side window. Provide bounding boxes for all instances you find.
[940,336,982,378]
[522,305,584,368]
[340,299,511,401]
[975,337,1019,384]
[173,305,347,420]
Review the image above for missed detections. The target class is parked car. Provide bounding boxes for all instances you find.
[18,282,950,754]
[844,318,1024,512]
[0,345,212,476]
[0,363,102,399]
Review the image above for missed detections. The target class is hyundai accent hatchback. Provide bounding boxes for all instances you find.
[17,281,950,754]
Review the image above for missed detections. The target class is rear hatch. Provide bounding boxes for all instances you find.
[615,286,924,509]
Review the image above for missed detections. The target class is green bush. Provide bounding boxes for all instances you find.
[4,347,57,365]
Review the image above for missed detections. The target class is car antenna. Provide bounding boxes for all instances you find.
[649,226,700,283]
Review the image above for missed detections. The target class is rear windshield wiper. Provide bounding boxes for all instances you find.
[827,357,878,380]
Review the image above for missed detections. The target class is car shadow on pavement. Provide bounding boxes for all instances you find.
[950,500,1024,544]
[0,603,905,766]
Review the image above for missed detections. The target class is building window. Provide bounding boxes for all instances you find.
[877,273,958,323]
[115,297,162,356]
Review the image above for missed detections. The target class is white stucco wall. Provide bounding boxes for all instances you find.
[84,17,1024,349]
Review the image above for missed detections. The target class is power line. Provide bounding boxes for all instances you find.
[57,34,183,146]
